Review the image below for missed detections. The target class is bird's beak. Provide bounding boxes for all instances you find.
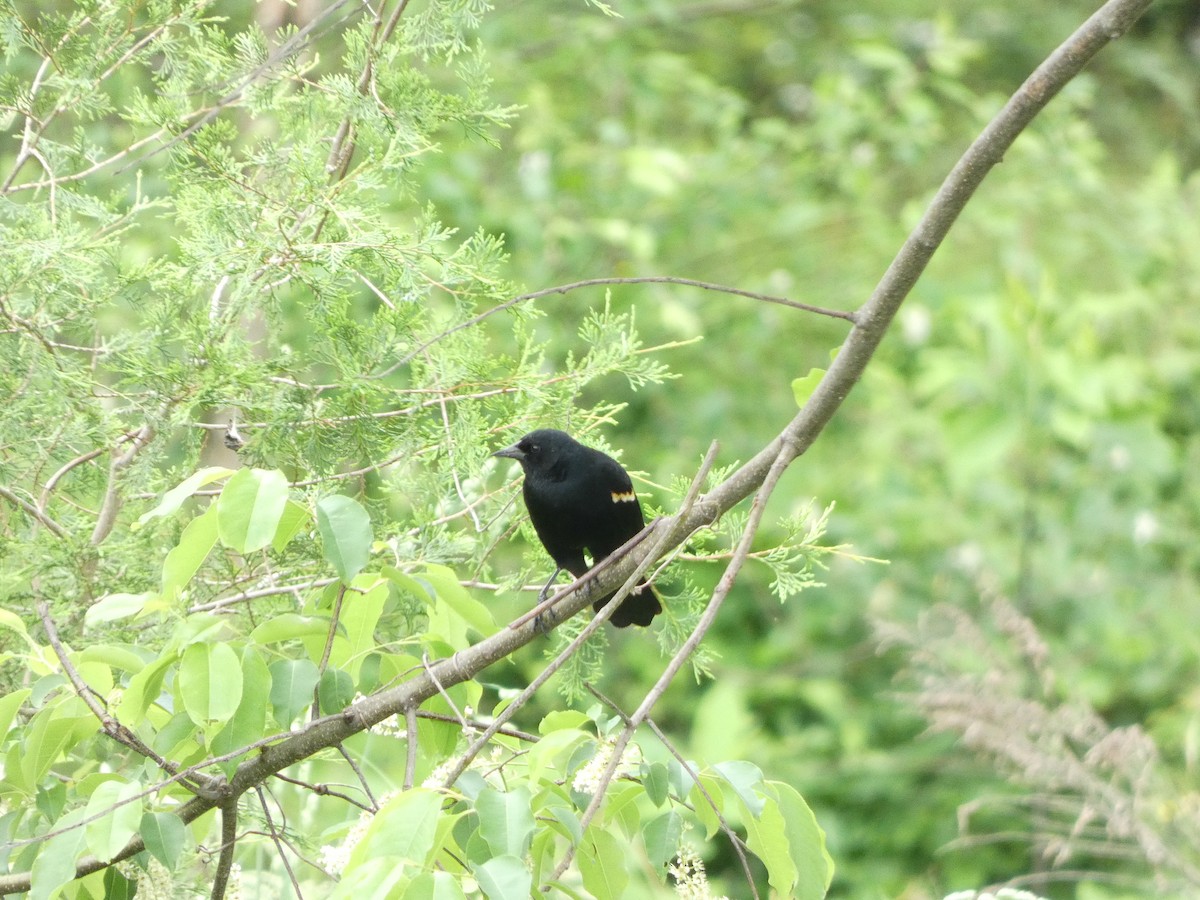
[492,442,525,461]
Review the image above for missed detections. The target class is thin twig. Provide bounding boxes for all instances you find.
[0,486,66,537]
[313,585,348,719]
[586,683,761,899]
[378,277,853,379]
[255,786,304,899]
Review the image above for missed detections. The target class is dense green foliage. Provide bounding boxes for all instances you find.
[2,0,1199,897]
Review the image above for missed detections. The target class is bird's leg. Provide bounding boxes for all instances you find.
[533,567,563,634]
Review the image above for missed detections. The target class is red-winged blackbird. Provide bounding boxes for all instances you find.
[493,429,663,628]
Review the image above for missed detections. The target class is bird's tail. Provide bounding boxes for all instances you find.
[596,582,662,628]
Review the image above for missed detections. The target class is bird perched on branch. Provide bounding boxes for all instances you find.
[493,429,662,628]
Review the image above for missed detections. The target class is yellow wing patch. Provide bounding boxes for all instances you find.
[610,490,637,504]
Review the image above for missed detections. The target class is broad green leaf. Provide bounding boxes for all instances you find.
[268,658,320,726]
[272,499,309,552]
[334,576,388,678]
[317,667,355,714]
[210,647,271,768]
[476,785,534,858]
[0,607,35,649]
[217,468,289,553]
[331,859,408,899]
[640,761,670,808]
[0,689,31,742]
[473,855,532,900]
[84,778,143,862]
[642,809,683,871]
[249,614,331,644]
[744,796,797,897]
[84,593,151,627]
[525,727,590,789]
[162,503,219,599]
[135,467,232,527]
[78,644,148,674]
[316,494,373,583]
[772,781,834,898]
[421,564,497,637]
[347,788,443,870]
[713,759,766,817]
[140,811,186,869]
[116,653,173,724]
[178,642,243,727]
[577,827,628,900]
[24,698,95,785]
[405,871,469,900]
[539,709,590,734]
[29,808,86,900]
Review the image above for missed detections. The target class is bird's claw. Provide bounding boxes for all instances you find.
[532,605,558,635]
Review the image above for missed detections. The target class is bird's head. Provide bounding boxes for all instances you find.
[492,428,576,475]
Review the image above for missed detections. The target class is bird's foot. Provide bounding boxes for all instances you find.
[532,605,558,635]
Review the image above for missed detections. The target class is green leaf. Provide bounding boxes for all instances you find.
[268,658,320,726]
[316,494,373,583]
[135,467,233,527]
[318,667,355,714]
[640,761,670,808]
[84,593,151,627]
[713,759,766,817]
[405,871,470,900]
[24,698,94,786]
[0,689,32,742]
[162,503,219,599]
[420,564,497,636]
[473,855,532,900]
[178,641,243,727]
[577,828,629,900]
[327,574,388,679]
[84,779,143,862]
[217,468,289,553]
[140,811,186,869]
[272,498,309,552]
[29,808,87,900]
[210,647,272,768]
[539,709,590,734]
[642,809,683,871]
[791,366,826,407]
[116,654,173,724]
[475,785,534,858]
[249,614,331,644]
[0,607,35,649]
[743,782,832,900]
[348,788,443,870]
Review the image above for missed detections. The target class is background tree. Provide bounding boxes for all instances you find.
[1,0,1196,898]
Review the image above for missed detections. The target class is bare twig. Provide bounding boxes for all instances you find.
[256,786,305,899]
[587,684,760,899]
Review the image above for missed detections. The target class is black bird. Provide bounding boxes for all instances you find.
[493,429,662,628]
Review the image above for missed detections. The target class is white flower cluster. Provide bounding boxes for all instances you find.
[667,845,728,900]
[319,792,397,876]
[943,890,1048,900]
[132,859,173,900]
[571,740,642,795]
